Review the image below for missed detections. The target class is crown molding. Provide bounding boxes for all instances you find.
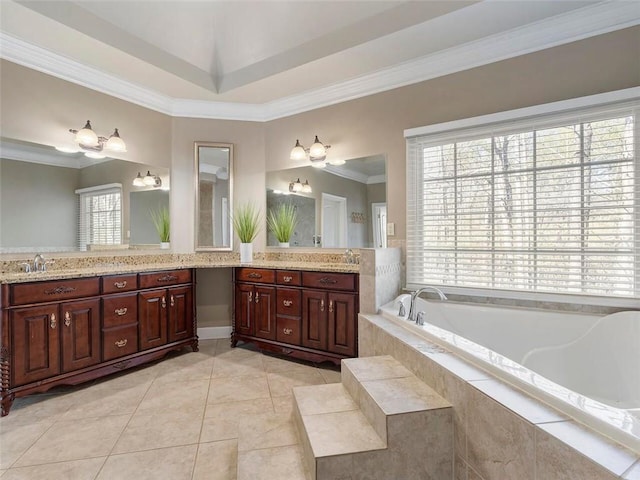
[324,165,369,184]
[1,1,638,122]
[0,139,108,169]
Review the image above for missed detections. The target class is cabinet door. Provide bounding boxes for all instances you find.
[327,293,356,356]
[234,283,254,336]
[11,305,60,386]
[302,290,327,350]
[254,286,276,340]
[60,298,101,372]
[168,286,193,342]
[139,290,168,350]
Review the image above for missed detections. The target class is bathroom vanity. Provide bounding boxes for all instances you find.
[0,268,196,416]
[232,267,358,364]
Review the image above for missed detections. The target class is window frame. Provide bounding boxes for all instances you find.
[404,88,640,308]
[75,183,123,251]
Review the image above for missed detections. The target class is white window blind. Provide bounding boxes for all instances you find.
[76,184,122,251]
[407,101,638,299]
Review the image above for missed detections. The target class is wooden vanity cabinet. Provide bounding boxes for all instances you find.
[0,268,196,416]
[232,267,358,364]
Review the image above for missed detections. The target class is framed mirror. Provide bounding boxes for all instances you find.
[265,155,386,249]
[195,142,233,251]
[0,138,170,254]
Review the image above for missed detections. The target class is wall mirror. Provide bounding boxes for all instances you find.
[265,155,386,249]
[0,138,170,254]
[195,142,233,251]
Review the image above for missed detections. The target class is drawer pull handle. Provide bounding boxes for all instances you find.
[283,275,293,283]
[157,274,177,283]
[248,291,253,303]
[248,272,262,279]
[283,328,293,335]
[115,339,128,348]
[161,296,167,308]
[115,308,128,316]
[319,277,338,285]
[64,311,71,327]
[50,313,57,329]
[170,295,175,307]
[114,281,127,289]
[255,292,260,303]
[329,300,333,313]
[45,286,76,295]
[320,299,324,312]
[283,300,293,307]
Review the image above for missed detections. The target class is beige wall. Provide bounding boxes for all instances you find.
[2,26,639,254]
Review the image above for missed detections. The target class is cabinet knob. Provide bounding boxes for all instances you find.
[248,291,253,303]
[50,313,57,329]
[115,308,128,316]
[255,292,260,303]
[114,281,127,289]
[115,339,128,348]
[283,299,293,307]
[320,299,324,312]
[248,272,262,279]
[161,296,167,308]
[170,295,175,307]
[329,300,333,313]
[64,311,71,327]
[283,276,292,283]
[283,328,293,335]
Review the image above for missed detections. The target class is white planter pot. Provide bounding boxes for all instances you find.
[160,242,170,250]
[240,243,253,263]
[278,242,290,248]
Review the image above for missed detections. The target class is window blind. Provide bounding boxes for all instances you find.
[76,184,122,251]
[407,101,638,299]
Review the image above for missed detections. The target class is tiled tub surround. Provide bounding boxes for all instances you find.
[357,248,402,315]
[359,313,640,479]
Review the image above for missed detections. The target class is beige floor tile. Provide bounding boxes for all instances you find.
[317,365,342,384]
[1,457,105,480]
[212,355,265,378]
[0,423,51,469]
[136,378,209,415]
[15,415,130,467]
[272,395,295,415]
[96,444,198,480]
[262,355,319,375]
[294,383,357,416]
[207,374,270,404]
[343,355,412,382]
[201,398,273,443]
[267,370,326,397]
[192,440,238,480]
[237,445,309,480]
[112,410,204,454]
[62,381,151,420]
[197,339,218,355]
[153,355,215,384]
[5,392,76,426]
[238,412,298,452]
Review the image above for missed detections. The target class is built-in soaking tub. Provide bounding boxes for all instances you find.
[380,296,640,453]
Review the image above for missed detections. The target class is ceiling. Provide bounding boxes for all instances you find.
[1,1,638,120]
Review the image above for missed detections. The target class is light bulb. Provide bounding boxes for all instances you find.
[290,139,307,161]
[309,135,326,159]
[75,120,99,146]
[105,128,127,152]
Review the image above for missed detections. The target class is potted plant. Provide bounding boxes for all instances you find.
[150,206,170,249]
[267,203,298,247]
[232,202,261,263]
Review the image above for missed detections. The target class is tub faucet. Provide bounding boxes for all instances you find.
[408,286,447,322]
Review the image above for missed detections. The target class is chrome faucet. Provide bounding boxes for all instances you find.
[407,286,447,322]
[33,253,45,272]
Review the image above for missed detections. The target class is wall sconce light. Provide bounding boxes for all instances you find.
[290,135,331,167]
[62,120,127,158]
[289,178,312,194]
[133,171,162,188]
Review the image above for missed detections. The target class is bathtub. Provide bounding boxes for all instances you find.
[380,296,640,453]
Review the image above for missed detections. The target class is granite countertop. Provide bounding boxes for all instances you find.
[0,258,359,284]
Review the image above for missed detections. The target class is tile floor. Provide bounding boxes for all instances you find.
[0,339,342,480]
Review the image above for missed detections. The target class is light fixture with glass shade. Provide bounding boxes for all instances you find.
[132,172,145,187]
[132,171,162,188]
[289,178,312,193]
[63,120,127,158]
[290,135,331,166]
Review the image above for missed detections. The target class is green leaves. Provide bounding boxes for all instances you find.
[149,206,170,242]
[232,202,261,243]
[267,203,298,243]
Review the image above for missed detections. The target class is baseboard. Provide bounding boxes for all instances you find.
[197,326,232,340]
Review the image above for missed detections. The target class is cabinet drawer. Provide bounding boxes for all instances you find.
[102,274,137,294]
[277,288,301,315]
[139,269,191,289]
[302,272,357,292]
[102,294,138,328]
[11,277,100,305]
[276,316,301,344]
[102,324,138,361]
[276,270,301,286]
[236,268,275,284]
